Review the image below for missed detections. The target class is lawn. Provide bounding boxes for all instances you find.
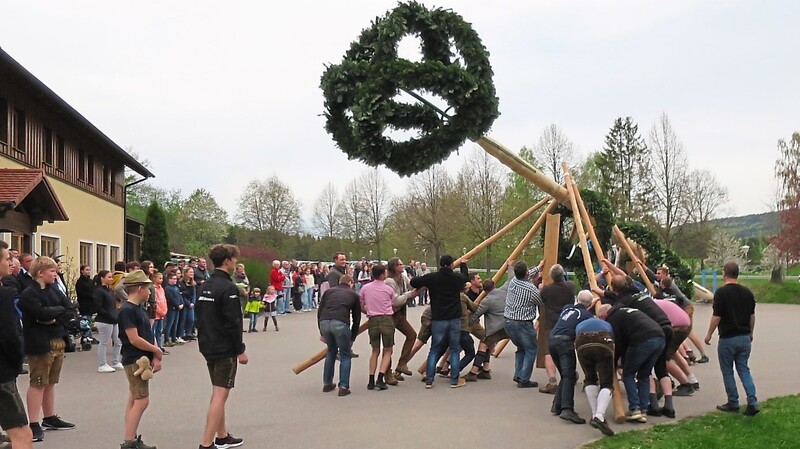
[738,279,800,305]
[582,394,800,449]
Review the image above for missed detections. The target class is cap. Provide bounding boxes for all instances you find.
[124,270,152,285]
[164,261,176,268]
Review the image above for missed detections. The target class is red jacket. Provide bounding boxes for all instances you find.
[270,267,285,292]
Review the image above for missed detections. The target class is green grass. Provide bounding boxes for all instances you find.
[582,394,800,449]
[738,279,800,305]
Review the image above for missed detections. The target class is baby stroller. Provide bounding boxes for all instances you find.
[64,315,93,352]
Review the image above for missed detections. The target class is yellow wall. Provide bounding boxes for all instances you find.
[1,157,124,278]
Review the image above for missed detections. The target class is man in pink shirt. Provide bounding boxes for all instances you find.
[359,264,396,391]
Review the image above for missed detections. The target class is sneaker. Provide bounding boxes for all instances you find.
[626,409,644,422]
[692,382,701,390]
[98,364,116,373]
[464,372,478,382]
[112,362,125,371]
[162,349,170,355]
[716,402,740,412]
[697,355,710,364]
[214,433,243,449]
[41,415,75,431]
[30,422,44,442]
[538,383,558,394]
[451,377,466,388]
[121,434,156,449]
[660,407,676,418]
[590,417,615,436]
[338,387,351,397]
[477,370,492,380]
[559,409,586,424]
[322,384,336,393]
[743,405,760,416]
[199,445,218,449]
[674,384,695,396]
[425,380,433,389]
[517,380,538,388]
[176,337,186,343]
[174,339,185,346]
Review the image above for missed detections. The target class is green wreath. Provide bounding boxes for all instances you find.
[320,1,499,176]
[618,222,694,298]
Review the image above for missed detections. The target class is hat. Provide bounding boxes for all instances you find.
[439,255,454,268]
[164,261,176,268]
[124,270,152,285]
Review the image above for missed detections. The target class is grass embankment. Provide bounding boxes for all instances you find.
[738,279,800,305]
[582,394,800,449]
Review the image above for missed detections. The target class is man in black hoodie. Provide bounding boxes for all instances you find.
[0,241,33,448]
[411,255,469,389]
[195,244,247,449]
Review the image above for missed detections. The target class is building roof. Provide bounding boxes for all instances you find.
[0,46,154,179]
[0,168,68,221]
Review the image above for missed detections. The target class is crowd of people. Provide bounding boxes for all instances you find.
[314,251,760,438]
[0,240,760,448]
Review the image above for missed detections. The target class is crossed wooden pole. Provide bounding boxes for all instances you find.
[294,136,650,423]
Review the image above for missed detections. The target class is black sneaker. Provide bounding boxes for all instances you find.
[559,409,586,424]
[214,433,243,449]
[590,417,615,436]
[743,405,760,416]
[199,445,218,449]
[30,422,44,442]
[697,355,709,363]
[41,415,75,431]
[517,380,538,388]
[674,384,695,397]
[716,402,740,412]
[692,382,701,390]
[121,435,156,449]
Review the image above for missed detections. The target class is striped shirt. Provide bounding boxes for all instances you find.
[504,265,543,321]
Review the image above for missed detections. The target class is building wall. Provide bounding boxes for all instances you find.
[1,157,124,276]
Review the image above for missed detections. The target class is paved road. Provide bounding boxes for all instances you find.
[17,303,800,449]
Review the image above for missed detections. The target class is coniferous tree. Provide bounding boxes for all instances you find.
[597,117,653,222]
[141,202,171,268]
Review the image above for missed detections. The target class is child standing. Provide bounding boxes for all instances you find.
[151,272,167,354]
[164,273,184,346]
[118,270,162,449]
[262,286,279,331]
[245,288,262,333]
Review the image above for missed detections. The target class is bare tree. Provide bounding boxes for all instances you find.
[360,169,393,259]
[338,179,366,243]
[684,169,729,224]
[531,124,577,185]
[311,182,341,238]
[649,113,690,247]
[235,176,301,233]
[458,148,507,271]
[394,165,458,262]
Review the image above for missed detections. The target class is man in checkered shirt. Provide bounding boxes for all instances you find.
[503,258,545,388]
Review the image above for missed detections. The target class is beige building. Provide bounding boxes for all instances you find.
[0,46,153,277]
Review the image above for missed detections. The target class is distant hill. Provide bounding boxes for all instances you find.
[708,212,780,239]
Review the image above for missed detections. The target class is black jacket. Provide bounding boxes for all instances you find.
[93,286,119,325]
[195,270,246,361]
[0,286,23,382]
[410,264,469,321]
[19,284,73,355]
[1,275,22,295]
[317,284,361,341]
[609,287,671,329]
[75,275,95,316]
[605,306,664,363]
[17,270,35,292]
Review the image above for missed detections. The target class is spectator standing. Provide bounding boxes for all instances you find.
[93,270,122,373]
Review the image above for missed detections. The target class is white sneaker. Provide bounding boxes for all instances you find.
[176,337,186,343]
[111,363,124,371]
[97,364,115,373]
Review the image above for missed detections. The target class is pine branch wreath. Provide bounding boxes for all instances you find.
[320,1,499,176]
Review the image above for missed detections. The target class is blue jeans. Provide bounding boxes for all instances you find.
[549,336,577,410]
[183,307,195,337]
[304,288,314,310]
[718,335,758,406]
[320,319,352,389]
[622,336,665,411]
[426,318,461,384]
[458,331,476,372]
[152,319,164,349]
[165,309,179,342]
[504,319,538,382]
[248,313,258,331]
[177,307,186,337]
[280,287,292,313]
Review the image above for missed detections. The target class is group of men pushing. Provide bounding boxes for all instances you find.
[318,252,760,439]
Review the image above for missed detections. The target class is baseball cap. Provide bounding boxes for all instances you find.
[439,255,454,268]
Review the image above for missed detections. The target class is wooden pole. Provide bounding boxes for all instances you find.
[568,175,612,290]
[453,196,550,268]
[563,171,599,297]
[477,136,571,206]
[293,321,369,374]
[537,213,560,368]
[612,225,657,295]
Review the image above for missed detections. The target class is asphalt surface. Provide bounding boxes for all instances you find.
[15,303,800,449]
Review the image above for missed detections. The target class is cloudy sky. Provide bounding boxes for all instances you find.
[2,1,797,225]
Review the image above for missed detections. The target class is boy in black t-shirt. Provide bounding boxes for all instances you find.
[118,270,162,449]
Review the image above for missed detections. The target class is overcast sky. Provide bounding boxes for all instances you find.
[2,1,797,225]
